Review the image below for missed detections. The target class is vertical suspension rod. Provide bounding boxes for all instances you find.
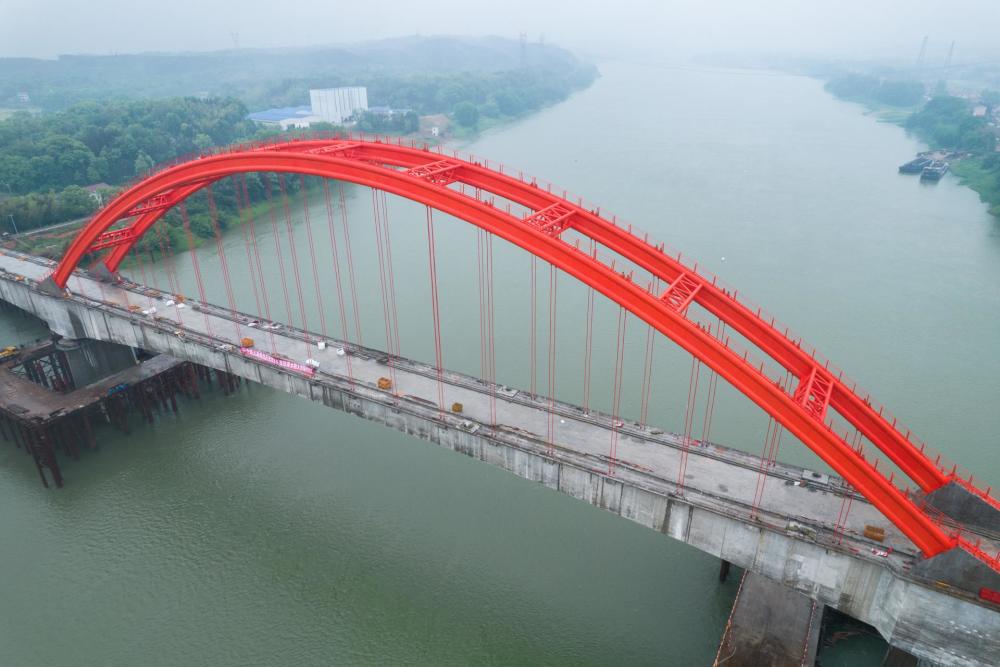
[178,202,213,334]
[299,174,329,339]
[239,174,277,352]
[323,180,355,386]
[700,321,725,443]
[371,188,398,391]
[240,174,278,352]
[639,287,656,427]
[530,255,537,397]
[609,306,628,474]
[205,184,241,340]
[338,184,363,346]
[263,176,297,333]
[678,357,701,493]
[378,191,402,361]
[231,175,264,322]
[425,206,445,412]
[582,240,596,412]
[546,264,558,453]
[486,231,496,425]
[277,175,311,351]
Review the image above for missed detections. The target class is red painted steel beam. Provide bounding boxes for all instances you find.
[522,202,575,237]
[405,159,462,185]
[559,213,950,493]
[794,367,834,422]
[103,181,220,271]
[659,272,701,314]
[88,226,138,252]
[445,154,952,493]
[61,139,955,498]
[46,143,961,557]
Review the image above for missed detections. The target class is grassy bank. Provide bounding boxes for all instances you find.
[825,81,1000,220]
[953,157,1000,218]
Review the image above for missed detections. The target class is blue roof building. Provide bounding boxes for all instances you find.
[246,105,320,129]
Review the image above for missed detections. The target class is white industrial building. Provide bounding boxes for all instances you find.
[247,86,369,129]
[309,87,369,124]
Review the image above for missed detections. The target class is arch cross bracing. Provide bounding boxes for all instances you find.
[47,135,996,559]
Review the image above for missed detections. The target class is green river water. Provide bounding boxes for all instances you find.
[1,61,998,665]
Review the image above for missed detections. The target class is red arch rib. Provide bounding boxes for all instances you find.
[48,137,964,556]
[86,139,959,496]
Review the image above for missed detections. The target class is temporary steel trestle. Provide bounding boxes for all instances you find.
[45,134,999,563]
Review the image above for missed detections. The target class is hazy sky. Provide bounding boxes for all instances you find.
[2,0,998,62]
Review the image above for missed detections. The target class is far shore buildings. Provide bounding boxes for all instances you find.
[309,87,369,124]
[247,87,369,130]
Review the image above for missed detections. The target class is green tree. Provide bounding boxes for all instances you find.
[905,96,997,153]
[480,100,501,118]
[193,132,214,151]
[133,151,154,175]
[57,185,97,218]
[494,90,525,116]
[403,112,419,133]
[453,102,479,127]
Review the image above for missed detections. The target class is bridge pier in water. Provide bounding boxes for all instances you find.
[715,570,821,666]
[714,567,932,665]
[0,333,242,487]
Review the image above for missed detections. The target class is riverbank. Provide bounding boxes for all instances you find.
[953,157,1000,218]
[825,88,1000,219]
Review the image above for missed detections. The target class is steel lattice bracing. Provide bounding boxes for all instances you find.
[45,135,998,559]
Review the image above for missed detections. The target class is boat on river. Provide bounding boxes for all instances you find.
[920,161,949,181]
[899,157,932,174]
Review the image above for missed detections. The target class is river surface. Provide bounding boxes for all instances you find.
[2,61,998,665]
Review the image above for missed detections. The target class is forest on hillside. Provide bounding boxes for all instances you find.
[0,36,596,112]
[0,36,598,240]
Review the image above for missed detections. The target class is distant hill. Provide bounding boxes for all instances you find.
[0,35,592,111]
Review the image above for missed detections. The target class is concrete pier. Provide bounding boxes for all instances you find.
[0,250,997,665]
[54,336,136,387]
[715,571,821,666]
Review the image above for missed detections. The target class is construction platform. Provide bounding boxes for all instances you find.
[0,339,241,487]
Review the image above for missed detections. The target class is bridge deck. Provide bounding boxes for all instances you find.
[0,249,957,571]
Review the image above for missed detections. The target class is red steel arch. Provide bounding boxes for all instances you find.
[48,136,989,557]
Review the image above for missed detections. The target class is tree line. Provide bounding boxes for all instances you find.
[904,95,997,153]
[0,97,256,195]
[1,69,598,256]
[824,74,925,108]
[904,94,1000,219]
